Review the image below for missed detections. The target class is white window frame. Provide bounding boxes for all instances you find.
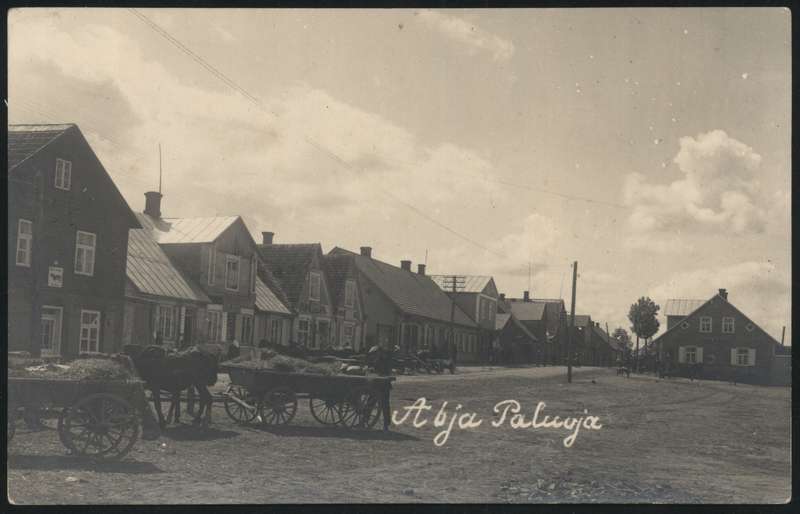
[16,219,33,267]
[722,317,735,334]
[343,322,355,348]
[40,306,63,357]
[269,317,282,344]
[207,306,223,342]
[241,313,254,345]
[225,255,240,291]
[55,158,72,190]
[207,244,216,285]
[250,255,257,293]
[74,230,96,276]
[685,346,697,364]
[297,316,311,347]
[736,347,750,366]
[79,309,101,354]
[315,318,331,349]
[156,304,176,341]
[309,271,321,301]
[344,280,356,308]
[699,316,712,333]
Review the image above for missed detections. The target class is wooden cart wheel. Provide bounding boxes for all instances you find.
[340,388,382,429]
[258,387,297,426]
[58,393,140,460]
[309,397,343,425]
[224,386,259,424]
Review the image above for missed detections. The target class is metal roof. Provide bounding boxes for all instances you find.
[126,213,210,303]
[495,312,539,342]
[664,299,705,317]
[8,124,75,170]
[329,248,476,327]
[506,301,547,321]
[429,275,493,294]
[149,216,240,244]
[254,277,292,315]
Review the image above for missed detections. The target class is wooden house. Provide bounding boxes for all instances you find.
[498,292,566,365]
[8,124,140,357]
[492,312,539,364]
[322,253,368,351]
[327,247,479,360]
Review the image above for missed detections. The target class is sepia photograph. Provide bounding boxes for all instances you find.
[6,7,792,504]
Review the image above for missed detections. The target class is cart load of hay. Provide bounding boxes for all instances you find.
[8,353,138,381]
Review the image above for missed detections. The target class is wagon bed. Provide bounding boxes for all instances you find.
[7,377,152,460]
[220,364,395,430]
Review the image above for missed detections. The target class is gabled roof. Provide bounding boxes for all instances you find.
[254,276,292,315]
[328,247,476,327]
[496,312,539,343]
[126,213,210,303]
[322,253,355,309]
[151,216,241,244]
[507,301,548,321]
[567,314,592,328]
[258,243,321,308]
[8,124,75,170]
[664,299,705,317]
[652,292,782,346]
[429,275,494,294]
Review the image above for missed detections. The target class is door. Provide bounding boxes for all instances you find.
[41,306,63,357]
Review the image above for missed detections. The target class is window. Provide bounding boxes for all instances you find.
[316,319,330,349]
[55,158,72,190]
[685,346,697,364]
[156,305,176,341]
[423,325,433,349]
[297,317,311,346]
[79,310,101,353]
[699,316,712,333]
[40,306,63,356]
[16,219,32,267]
[343,323,355,348]
[225,255,240,291]
[207,308,223,342]
[74,231,96,276]
[207,244,216,285]
[681,321,690,330]
[746,323,754,332]
[736,348,750,366]
[478,297,496,322]
[269,318,282,344]
[250,256,257,293]
[345,280,356,308]
[722,317,735,334]
[309,271,321,301]
[242,314,254,345]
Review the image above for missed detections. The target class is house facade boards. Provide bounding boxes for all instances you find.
[498,292,566,365]
[257,235,336,350]
[653,289,782,384]
[323,253,368,352]
[567,315,617,367]
[430,275,499,363]
[493,312,538,364]
[253,271,293,347]
[328,247,480,361]
[8,124,140,357]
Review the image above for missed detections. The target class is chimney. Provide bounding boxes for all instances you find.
[400,260,412,271]
[417,264,426,275]
[144,191,163,219]
[360,246,372,258]
[262,231,274,245]
[718,288,728,300]
[499,293,505,301]
[523,290,530,302]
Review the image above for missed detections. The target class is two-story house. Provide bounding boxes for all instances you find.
[430,275,499,364]
[498,292,566,365]
[8,124,140,357]
[323,253,367,351]
[327,247,479,357]
[653,288,782,384]
[133,192,260,352]
[257,233,335,350]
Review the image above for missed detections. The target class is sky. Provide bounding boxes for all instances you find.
[8,8,792,343]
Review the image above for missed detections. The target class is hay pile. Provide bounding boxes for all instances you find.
[8,355,136,380]
[223,351,340,376]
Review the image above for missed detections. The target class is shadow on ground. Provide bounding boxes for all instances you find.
[159,424,240,441]
[8,454,163,474]
[255,424,419,441]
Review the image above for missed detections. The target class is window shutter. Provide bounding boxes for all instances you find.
[678,346,686,363]
[730,348,737,366]
[221,312,228,342]
[696,347,703,363]
[748,348,756,366]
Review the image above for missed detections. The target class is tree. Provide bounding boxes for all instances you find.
[612,327,633,356]
[628,297,660,373]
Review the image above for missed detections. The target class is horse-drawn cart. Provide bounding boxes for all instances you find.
[221,364,395,430]
[7,377,152,460]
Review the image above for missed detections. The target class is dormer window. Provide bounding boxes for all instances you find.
[699,316,712,333]
[309,271,321,301]
[344,280,355,308]
[225,255,240,291]
[55,158,72,190]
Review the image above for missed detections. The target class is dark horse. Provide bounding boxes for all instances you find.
[125,345,218,428]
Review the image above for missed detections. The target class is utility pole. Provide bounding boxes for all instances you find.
[442,275,465,364]
[567,261,578,383]
[781,326,786,346]
[606,322,611,366]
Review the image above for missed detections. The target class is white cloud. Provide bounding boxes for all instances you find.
[623,130,768,250]
[648,261,791,342]
[417,9,514,62]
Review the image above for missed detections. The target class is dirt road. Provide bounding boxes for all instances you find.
[7,367,790,504]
